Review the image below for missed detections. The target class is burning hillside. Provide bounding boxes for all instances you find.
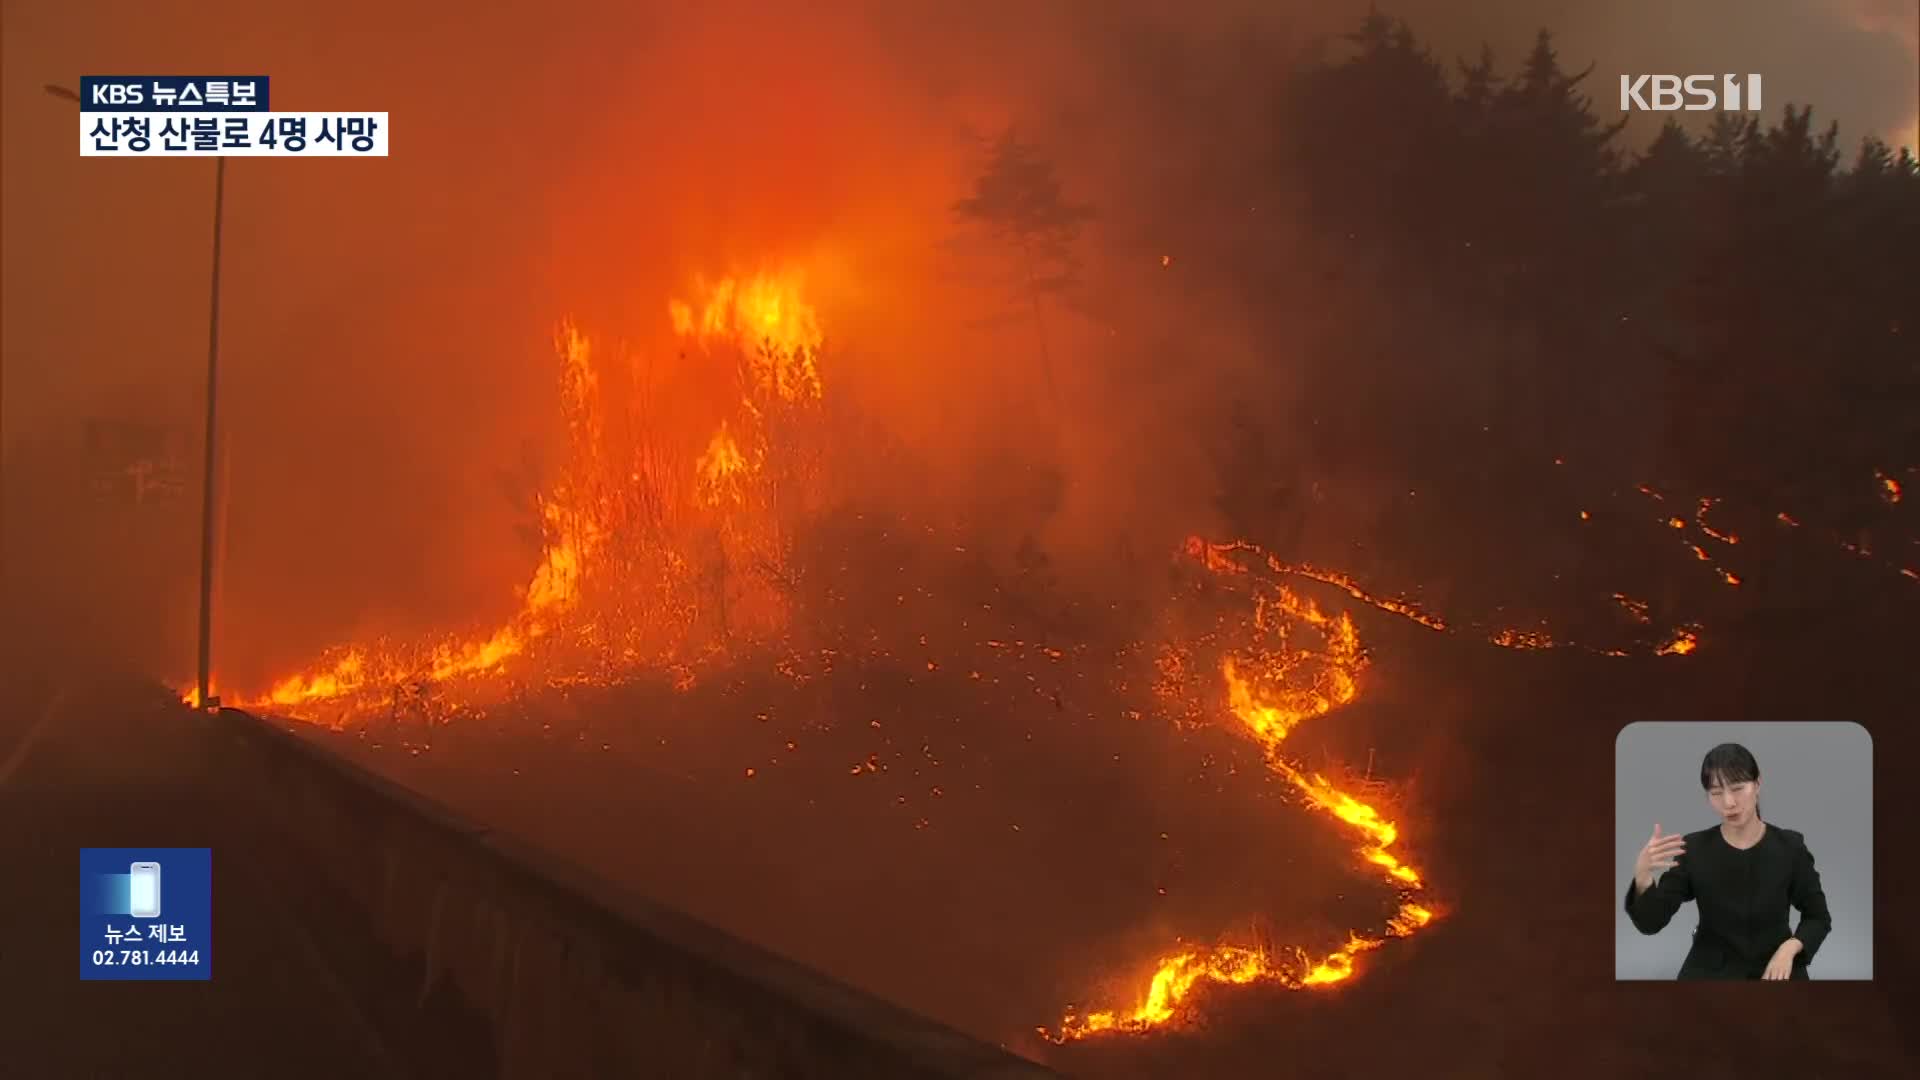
[1043,539,1436,1041]
[207,269,829,718]
[186,264,1791,1042]
[191,267,1913,1043]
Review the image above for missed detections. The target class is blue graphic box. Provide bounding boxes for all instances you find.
[79,847,212,980]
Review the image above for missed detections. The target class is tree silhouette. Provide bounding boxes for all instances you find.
[1240,12,1917,526]
[493,439,548,559]
[952,130,1094,409]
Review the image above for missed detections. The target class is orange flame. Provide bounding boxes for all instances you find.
[669,270,824,402]
[1876,470,1902,505]
[1047,543,1437,1042]
[1657,626,1701,656]
[220,270,824,716]
[265,648,374,707]
[695,421,753,507]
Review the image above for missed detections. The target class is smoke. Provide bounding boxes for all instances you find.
[4,0,1912,686]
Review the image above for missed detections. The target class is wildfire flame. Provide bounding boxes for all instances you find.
[696,421,753,507]
[669,270,824,402]
[1876,469,1901,505]
[211,269,827,717]
[1657,626,1701,656]
[1046,542,1437,1042]
[196,259,1769,1049]
[265,648,374,707]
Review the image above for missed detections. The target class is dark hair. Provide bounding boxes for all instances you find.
[1700,743,1760,790]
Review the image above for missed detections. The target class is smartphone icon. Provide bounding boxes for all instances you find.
[129,861,162,918]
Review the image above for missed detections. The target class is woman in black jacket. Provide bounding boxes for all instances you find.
[1624,742,1832,979]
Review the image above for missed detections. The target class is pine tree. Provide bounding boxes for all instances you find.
[952,130,1094,410]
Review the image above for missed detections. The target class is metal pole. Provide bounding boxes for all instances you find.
[195,156,226,709]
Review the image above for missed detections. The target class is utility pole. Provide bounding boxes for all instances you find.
[46,84,229,709]
[195,156,227,710]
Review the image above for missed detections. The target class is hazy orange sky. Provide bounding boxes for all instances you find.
[6,0,1912,439]
[8,0,1912,456]
[3,0,1913,684]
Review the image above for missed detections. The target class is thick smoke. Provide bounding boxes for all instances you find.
[3,0,1908,685]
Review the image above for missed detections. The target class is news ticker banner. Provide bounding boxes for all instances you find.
[77,76,387,157]
[79,847,213,980]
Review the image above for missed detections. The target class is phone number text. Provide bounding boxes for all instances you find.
[89,949,201,966]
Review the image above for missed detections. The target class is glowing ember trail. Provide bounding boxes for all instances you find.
[1045,541,1437,1042]
[1189,539,1449,631]
[1636,488,1744,589]
[1613,593,1652,624]
[1199,536,1701,662]
[1490,627,1555,649]
[1695,498,1740,545]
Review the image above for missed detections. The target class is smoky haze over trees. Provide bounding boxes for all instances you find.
[3,4,1915,688]
[952,128,1096,411]
[1203,17,1917,618]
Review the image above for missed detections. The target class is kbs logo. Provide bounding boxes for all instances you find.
[89,82,145,106]
[1619,74,1763,112]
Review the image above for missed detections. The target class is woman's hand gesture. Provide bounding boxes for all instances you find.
[1634,823,1686,892]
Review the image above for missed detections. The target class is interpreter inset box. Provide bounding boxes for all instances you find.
[1614,722,1871,980]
